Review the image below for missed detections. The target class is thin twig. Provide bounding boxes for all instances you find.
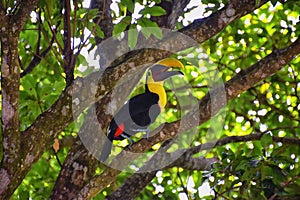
[52,147,63,168]
[177,168,189,199]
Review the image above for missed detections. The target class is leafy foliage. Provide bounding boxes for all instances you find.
[1,0,299,199]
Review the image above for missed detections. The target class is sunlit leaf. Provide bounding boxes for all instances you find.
[139,6,167,16]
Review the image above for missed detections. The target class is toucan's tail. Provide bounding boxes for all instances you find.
[100,138,112,162]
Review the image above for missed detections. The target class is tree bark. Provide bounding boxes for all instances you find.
[0,0,39,198]
[0,0,292,199]
[76,35,300,199]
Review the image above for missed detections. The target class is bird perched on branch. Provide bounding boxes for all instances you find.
[100,58,184,162]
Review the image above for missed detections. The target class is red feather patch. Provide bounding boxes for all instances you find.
[114,123,124,138]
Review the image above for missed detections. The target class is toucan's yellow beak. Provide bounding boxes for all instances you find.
[150,58,184,82]
[157,58,184,70]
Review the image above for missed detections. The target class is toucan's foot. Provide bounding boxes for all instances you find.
[121,133,134,150]
[130,128,150,140]
[145,130,150,140]
[121,133,134,144]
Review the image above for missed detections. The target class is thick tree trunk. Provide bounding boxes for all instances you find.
[0,0,39,198]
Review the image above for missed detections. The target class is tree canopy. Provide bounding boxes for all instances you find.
[0,0,300,199]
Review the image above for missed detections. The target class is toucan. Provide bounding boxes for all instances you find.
[100,58,184,162]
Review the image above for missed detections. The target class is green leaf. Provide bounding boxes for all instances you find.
[18,189,30,200]
[113,16,132,36]
[138,18,158,27]
[120,0,134,13]
[128,25,138,49]
[284,183,300,195]
[261,133,273,147]
[193,172,203,187]
[139,6,167,16]
[235,159,248,171]
[137,18,162,39]
[86,8,100,20]
[95,26,104,39]
[270,165,287,184]
[261,166,273,180]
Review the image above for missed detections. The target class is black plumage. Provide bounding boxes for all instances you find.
[100,86,161,162]
[99,59,184,162]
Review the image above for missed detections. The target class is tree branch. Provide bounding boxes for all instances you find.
[20,20,60,78]
[56,2,268,195]
[108,130,300,200]
[91,0,113,43]
[151,0,190,28]
[89,0,115,75]
[0,1,39,198]
[3,0,275,197]
[0,27,21,200]
[106,171,157,200]
[51,66,146,199]
[0,3,7,31]
[63,0,74,86]
[106,155,216,200]
[13,0,39,32]
[50,106,107,199]
[76,34,300,199]
[22,0,270,152]
[104,140,173,200]
[180,0,268,42]
[47,0,278,198]
[187,132,300,155]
